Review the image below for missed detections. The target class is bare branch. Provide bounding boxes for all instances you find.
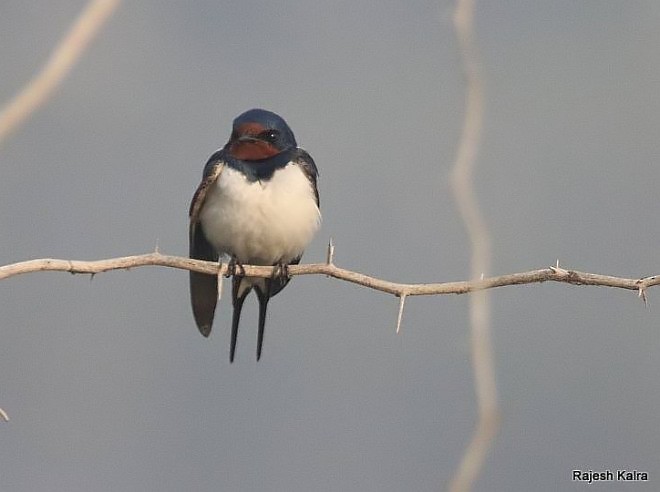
[1,253,659,297]
[0,0,121,145]
[1,252,656,425]
[448,0,498,489]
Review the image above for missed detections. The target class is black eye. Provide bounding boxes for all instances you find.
[260,130,279,143]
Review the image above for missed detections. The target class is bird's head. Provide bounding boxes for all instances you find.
[226,109,297,161]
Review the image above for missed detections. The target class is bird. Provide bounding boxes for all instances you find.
[189,109,320,362]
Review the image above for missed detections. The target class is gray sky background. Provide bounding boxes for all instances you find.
[1,1,659,491]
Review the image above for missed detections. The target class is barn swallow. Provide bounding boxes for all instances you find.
[189,109,320,362]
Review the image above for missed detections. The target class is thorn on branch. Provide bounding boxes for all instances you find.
[549,261,569,276]
[0,407,8,422]
[396,293,407,334]
[637,283,649,307]
[326,237,335,266]
[216,261,223,301]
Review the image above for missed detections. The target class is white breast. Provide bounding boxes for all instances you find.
[199,163,320,265]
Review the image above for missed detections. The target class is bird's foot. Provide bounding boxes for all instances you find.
[226,257,246,278]
[272,262,290,281]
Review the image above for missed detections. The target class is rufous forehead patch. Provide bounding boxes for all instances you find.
[235,122,267,136]
[229,140,280,161]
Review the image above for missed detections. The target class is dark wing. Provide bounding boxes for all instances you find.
[189,152,225,337]
[293,148,319,207]
[189,150,226,220]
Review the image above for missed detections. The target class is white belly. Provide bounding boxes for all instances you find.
[199,164,320,265]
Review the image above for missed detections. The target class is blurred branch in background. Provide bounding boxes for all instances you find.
[0,0,121,146]
[448,0,498,491]
[0,0,120,423]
